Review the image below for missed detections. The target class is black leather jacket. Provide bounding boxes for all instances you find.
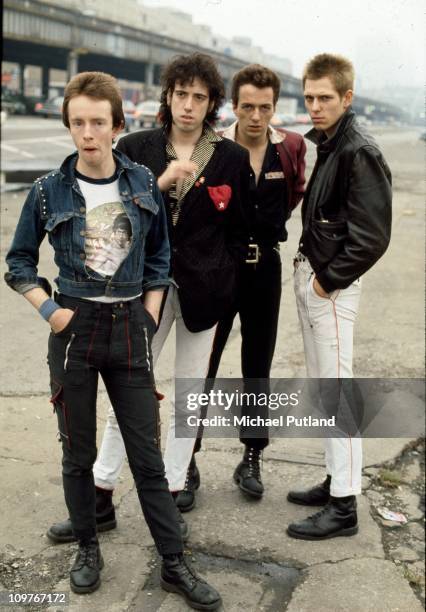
[299,109,392,293]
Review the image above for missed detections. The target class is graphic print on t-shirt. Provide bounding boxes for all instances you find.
[85,201,132,277]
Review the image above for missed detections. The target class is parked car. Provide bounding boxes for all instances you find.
[134,100,161,129]
[34,96,64,118]
[216,101,235,129]
[1,90,26,115]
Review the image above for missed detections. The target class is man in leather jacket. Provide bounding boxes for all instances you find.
[287,54,392,540]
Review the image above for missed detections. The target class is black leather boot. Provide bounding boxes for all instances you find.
[70,537,104,594]
[175,456,200,513]
[287,495,358,540]
[287,474,331,506]
[47,487,117,543]
[233,447,264,498]
[161,554,222,610]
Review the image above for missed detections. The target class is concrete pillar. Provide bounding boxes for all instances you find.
[67,51,79,81]
[18,64,25,95]
[41,65,50,99]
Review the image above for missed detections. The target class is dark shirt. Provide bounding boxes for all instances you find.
[249,140,289,246]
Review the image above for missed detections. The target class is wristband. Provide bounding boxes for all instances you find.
[39,298,61,322]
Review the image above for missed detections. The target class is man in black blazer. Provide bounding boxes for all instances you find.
[89,53,250,518]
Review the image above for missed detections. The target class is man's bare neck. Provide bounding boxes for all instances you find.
[170,124,203,149]
[235,125,269,152]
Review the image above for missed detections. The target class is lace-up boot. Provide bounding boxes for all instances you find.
[233,447,264,498]
[47,487,116,543]
[175,456,200,512]
[70,537,104,594]
[161,554,222,610]
[287,474,331,506]
[287,495,358,540]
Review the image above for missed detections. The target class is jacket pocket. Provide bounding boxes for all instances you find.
[131,192,159,215]
[307,218,348,269]
[44,211,77,252]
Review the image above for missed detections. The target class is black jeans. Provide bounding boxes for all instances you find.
[195,247,282,452]
[48,294,182,555]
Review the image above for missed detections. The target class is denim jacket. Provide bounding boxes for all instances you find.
[5,150,171,299]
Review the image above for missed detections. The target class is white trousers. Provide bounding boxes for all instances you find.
[294,258,363,497]
[93,286,216,491]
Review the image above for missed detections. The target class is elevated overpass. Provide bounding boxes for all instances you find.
[3,0,403,120]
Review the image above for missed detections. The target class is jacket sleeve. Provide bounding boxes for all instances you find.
[4,184,51,295]
[225,148,251,262]
[292,136,307,210]
[316,146,392,293]
[142,180,173,291]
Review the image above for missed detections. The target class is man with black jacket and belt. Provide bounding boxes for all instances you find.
[193,64,306,503]
[287,53,392,540]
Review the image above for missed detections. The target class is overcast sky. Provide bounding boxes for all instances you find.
[144,0,425,90]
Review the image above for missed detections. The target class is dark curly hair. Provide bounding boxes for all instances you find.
[158,53,225,128]
[231,64,281,106]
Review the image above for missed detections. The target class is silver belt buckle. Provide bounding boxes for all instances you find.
[245,243,259,264]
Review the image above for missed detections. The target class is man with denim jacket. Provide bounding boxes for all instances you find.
[287,54,392,541]
[5,71,222,610]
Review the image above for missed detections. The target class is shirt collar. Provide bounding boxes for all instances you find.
[222,120,285,144]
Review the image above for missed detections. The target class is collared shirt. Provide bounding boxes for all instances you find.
[222,121,289,245]
[249,139,288,245]
[166,123,221,226]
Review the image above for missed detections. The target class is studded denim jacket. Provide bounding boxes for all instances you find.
[5,150,172,299]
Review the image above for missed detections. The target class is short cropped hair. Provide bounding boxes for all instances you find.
[158,53,225,127]
[231,64,281,105]
[62,71,124,129]
[303,53,354,97]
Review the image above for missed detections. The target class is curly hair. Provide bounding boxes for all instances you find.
[62,71,124,129]
[231,64,281,105]
[303,54,354,97]
[158,53,225,128]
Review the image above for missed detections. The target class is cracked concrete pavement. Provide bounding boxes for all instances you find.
[0,126,424,611]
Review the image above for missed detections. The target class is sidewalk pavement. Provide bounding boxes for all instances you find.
[0,127,424,611]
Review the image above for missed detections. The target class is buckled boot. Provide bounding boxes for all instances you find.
[233,447,264,498]
[161,554,222,610]
[287,474,331,506]
[287,495,358,540]
[175,456,200,513]
[70,536,104,594]
[47,487,117,543]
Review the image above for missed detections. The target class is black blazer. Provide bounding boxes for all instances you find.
[116,127,250,332]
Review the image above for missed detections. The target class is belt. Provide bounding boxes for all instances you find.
[55,292,142,313]
[245,243,280,264]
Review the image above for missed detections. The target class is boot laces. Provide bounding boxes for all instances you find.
[75,543,99,570]
[247,448,262,480]
[307,506,329,524]
[179,557,203,587]
[183,461,196,491]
